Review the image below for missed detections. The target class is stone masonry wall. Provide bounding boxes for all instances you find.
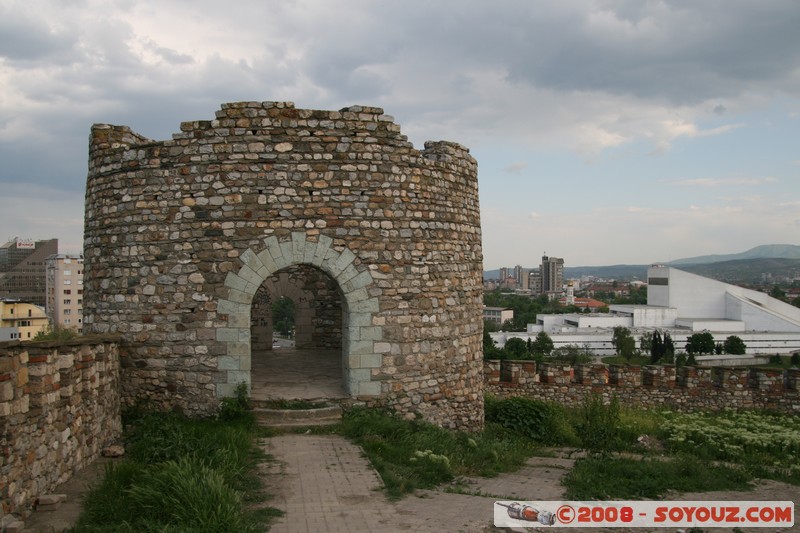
[0,338,121,521]
[485,359,800,413]
[84,101,484,430]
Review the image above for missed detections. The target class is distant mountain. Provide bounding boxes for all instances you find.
[484,244,800,284]
[677,258,800,284]
[668,244,800,266]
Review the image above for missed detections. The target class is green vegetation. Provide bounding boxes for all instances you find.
[272,296,295,337]
[685,331,716,355]
[564,454,752,499]
[33,324,79,341]
[723,335,747,355]
[481,395,800,500]
[338,407,539,499]
[74,407,278,532]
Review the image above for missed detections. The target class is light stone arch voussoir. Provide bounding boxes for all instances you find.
[216,231,383,398]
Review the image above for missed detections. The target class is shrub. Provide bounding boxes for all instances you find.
[219,382,252,421]
[33,324,78,341]
[577,393,621,455]
[485,396,577,445]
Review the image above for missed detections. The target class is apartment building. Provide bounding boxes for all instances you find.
[46,254,84,332]
[0,298,48,340]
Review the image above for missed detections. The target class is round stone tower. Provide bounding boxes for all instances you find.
[84,101,484,429]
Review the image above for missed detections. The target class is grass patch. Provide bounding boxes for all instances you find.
[563,454,753,499]
[339,407,539,499]
[73,410,280,532]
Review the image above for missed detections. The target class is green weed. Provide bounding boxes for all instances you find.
[339,407,539,499]
[563,454,752,499]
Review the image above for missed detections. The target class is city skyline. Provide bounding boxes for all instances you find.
[1,1,799,267]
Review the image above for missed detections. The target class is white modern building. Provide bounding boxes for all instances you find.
[492,265,800,355]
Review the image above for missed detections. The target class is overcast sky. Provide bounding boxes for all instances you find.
[1,0,799,268]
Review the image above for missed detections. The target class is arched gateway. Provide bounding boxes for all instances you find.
[83,102,484,429]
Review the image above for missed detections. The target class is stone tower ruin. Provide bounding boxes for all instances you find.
[84,101,484,429]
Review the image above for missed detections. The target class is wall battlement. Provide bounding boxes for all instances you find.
[485,359,800,413]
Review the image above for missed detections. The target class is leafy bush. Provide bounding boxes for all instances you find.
[661,410,800,469]
[485,396,577,445]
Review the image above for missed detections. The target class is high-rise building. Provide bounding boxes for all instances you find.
[529,270,542,295]
[541,255,565,294]
[0,238,58,307]
[46,254,84,332]
[514,265,529,290]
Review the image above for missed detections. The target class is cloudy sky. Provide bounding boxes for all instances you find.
[1,0,799,268]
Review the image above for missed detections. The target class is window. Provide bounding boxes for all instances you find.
[77,290,83,295]
[64,280,71,285]
[64,258,71,264]
[77,299,82,304]
[64,270,72,275]
[27,332,31,338]
[78,280,83,285]
[18,320,31,327]
[65,319,71,324]
[9,308,13,315]
[28,309,32,317]
[64,289,71,295]
[64,309,71,315]
[64,299,71,305]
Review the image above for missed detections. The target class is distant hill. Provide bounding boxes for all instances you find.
[484,244,800,284]
[677,258,800,284]
[668,244,800,266]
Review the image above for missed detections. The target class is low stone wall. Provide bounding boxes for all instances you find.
[485,359,800,412]
[0,337,121,521]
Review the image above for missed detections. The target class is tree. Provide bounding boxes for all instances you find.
[531,331,554,356]
[769,285,786,300]
[272,297,295,336]
[500,319,516,332]
[663,332,675,359]
[483,330,501,359]
[503,337,530,359]
[723,335,747,355]
[611,326,633,356]
[792,295,800,309]
[551,344,593,365]
[650,330,665,364]
[639,331,653,354]
[685,331,715,355]
[619,336,637,361]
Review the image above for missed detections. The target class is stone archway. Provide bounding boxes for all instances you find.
[216,232,381,398]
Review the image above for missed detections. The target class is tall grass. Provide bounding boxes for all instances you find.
[73,409,274,532]
[339,407,539,499]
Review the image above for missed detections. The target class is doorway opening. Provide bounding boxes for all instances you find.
[250,264,346,401]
